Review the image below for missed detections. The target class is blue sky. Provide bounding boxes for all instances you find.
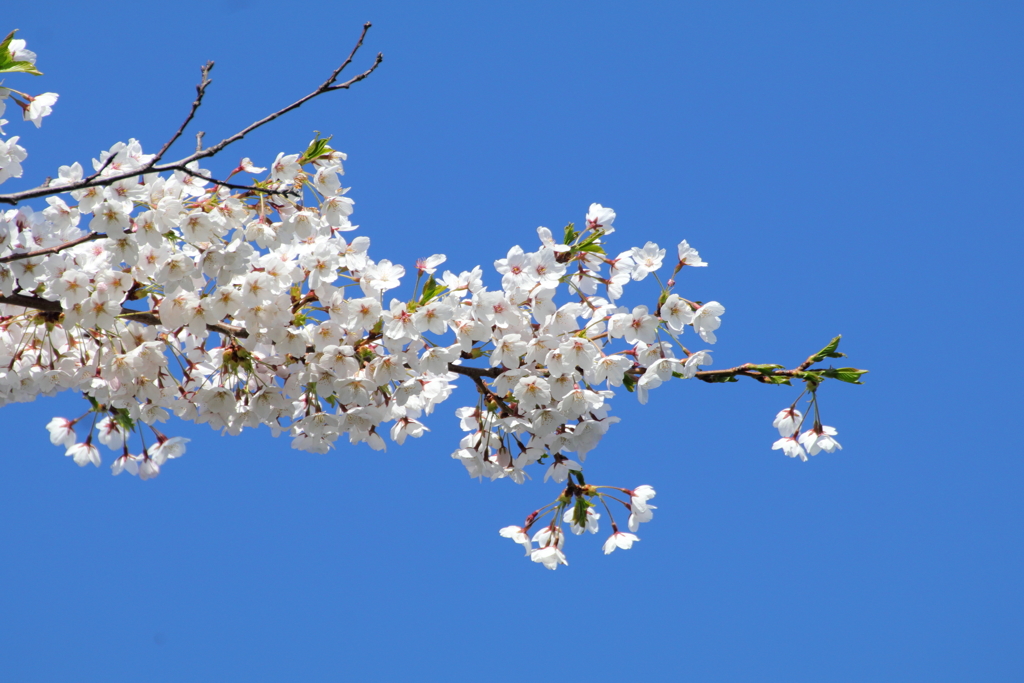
[1,2,1021,681]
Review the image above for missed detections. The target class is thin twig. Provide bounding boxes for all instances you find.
[0,23,381,206]
[81,153,118,185]
[183,36,382,164]
[152,61,214,165]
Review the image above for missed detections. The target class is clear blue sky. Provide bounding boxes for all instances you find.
[2,2,1021,681]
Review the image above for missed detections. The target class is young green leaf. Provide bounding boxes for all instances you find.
[821,367,869,384]
[0,30,42,76]
[806,335,847,365]
[562,222,577,245]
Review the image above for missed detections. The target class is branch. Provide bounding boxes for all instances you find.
[0,292,62,313]
[447,364,502,380]
[80,153,117,185]
[694,363,814,384]
[151,61,215,165]
[0,231,105,264]
[0,293,246,339]
[0,23,382,206]
[176,166,300,198]
[182,27,382,165]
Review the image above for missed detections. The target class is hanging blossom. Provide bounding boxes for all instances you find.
[0,30,866,568]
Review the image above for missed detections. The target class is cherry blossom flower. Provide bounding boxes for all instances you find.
[773,407,803,436]
[22,92,58,128]
[66,441,101,468]
[499,525,533,555]
[603,531,640,554]
[585,203,616,233]
[563,506,601,535]
[772,435,807,461]
[0,136,27,184]
[45,417,77,448]
[270,152,301,183]
[676,239,707,268]
[630,242,665,281]
[691,301,725,343]
[799,425,842,456]
[530,527,568,570]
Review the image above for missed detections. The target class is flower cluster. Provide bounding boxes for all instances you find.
[770,399,842,463]
[0,31,864,566]
[501,484,656,569]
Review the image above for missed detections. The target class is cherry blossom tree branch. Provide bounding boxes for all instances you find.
[0,293,244,339]
[0,231,105,264]
[0,23,382,206]
[187,23,382,165]
[447,364,502,380]
[0,284,847,389]
[81,152,117,185]
[175,166,299,197]
[151,60,215,166]
[694,364,808,383]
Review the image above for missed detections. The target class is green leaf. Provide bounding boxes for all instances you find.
[419,275,444,304]
[0,30,16,57]
[622,372,637,393]
[112,408,136,433]
[806,335,847,365]
[571,496,592,529]
[562,222,577,245]
[0,61,42,75]
[299,132,334,164]
[746,364,785,372]
[821,367,869,384]
[0,30,42,75]
[763,375,793,385]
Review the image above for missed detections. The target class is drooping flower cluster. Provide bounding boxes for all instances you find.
[771,400,842,462]
[0,31,864,566]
